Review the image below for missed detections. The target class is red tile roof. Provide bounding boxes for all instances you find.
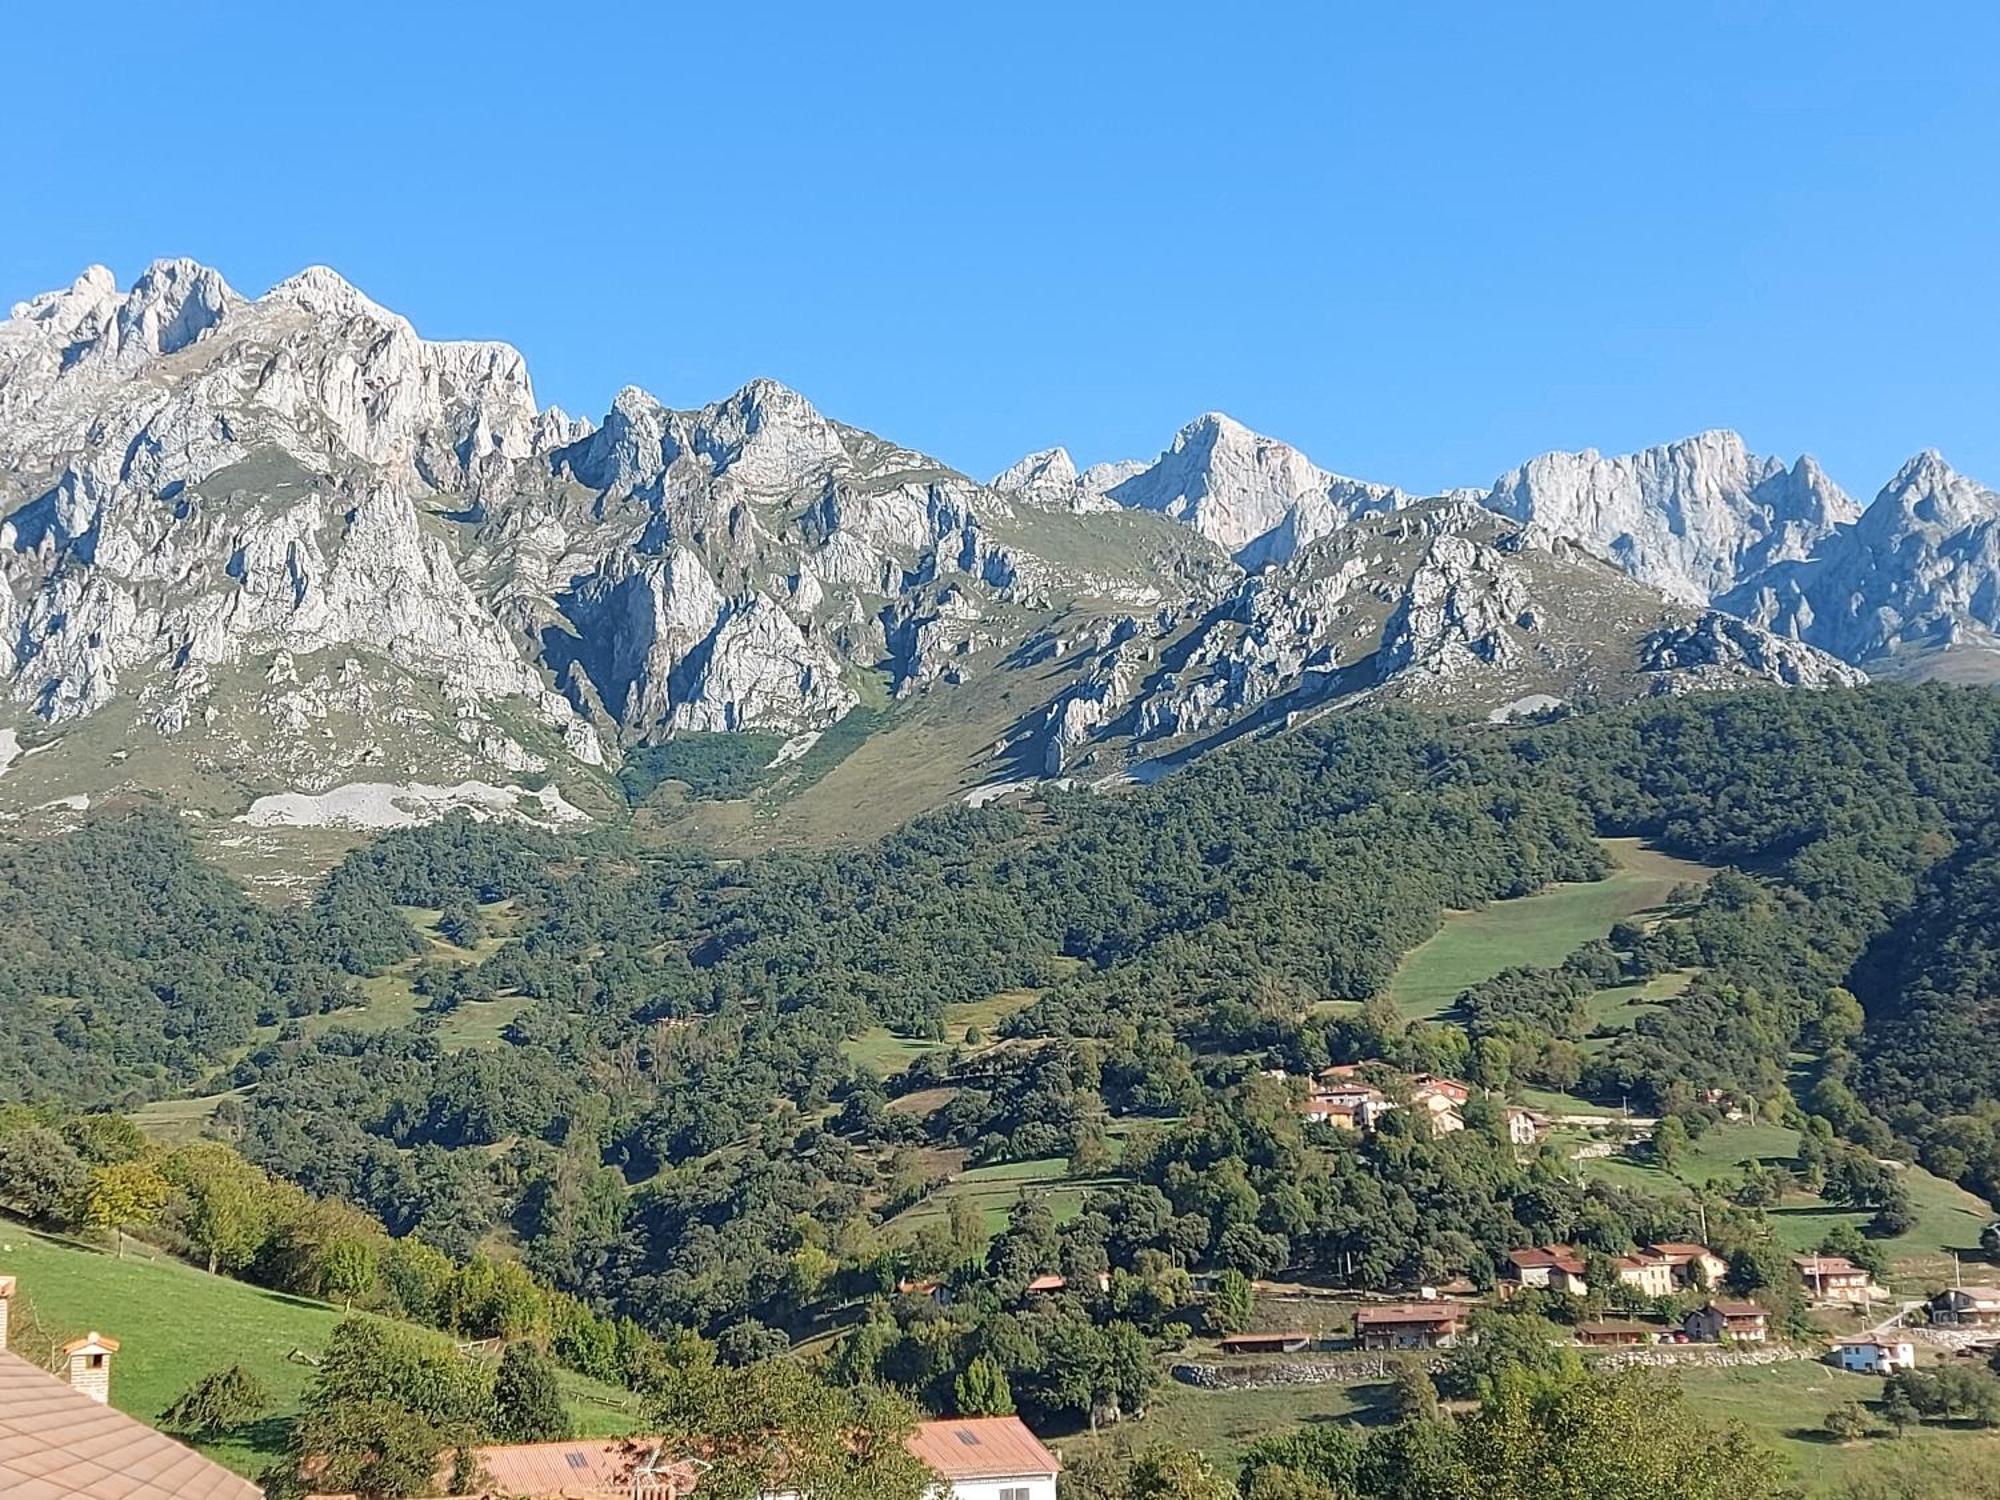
[1793,1255,1865,1277]
[449,1438,692,1500]
[1507,1245,1585,1274]
[904,1418,1061,1481]
[423,1418,1060,1500]
[1354,1302,1469,1326]
[1703,1300,1766,1320]
[0,1349,261,1500]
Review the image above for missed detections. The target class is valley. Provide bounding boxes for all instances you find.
[5,263,2000,1500]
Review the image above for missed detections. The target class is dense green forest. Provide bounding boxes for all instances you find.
[7,685,2000,1494]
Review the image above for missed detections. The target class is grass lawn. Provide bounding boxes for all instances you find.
[286,900,538,1051]
[841,991,1044,1076]
[128,1090,248,1144]
[887,1156,1114,1240]
[1678,1360,2000,1496]
[0,1218,639,1477]
[1572,1120,1995,1280]
[1582,969,1692,1038]
[1069,1375,1390,1465]
[1385,839,1716,1021]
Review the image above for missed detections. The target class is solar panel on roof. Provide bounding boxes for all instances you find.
[956,1429,981,1445]
[568,1452,591,1469]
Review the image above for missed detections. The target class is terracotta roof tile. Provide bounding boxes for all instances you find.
[0,1351,260,1500]
[903,1417,1060,1481]
[1354,1302,1470,1325]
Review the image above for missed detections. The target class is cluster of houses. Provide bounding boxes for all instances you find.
[1218,1266,2000,1366]
[1500,1240,1728,1301]
[1295,1067,1544,1146]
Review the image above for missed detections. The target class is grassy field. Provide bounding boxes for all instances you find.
[0,1218,640,1477]
[1385,839,1716,1021]
[886,1156,1113,1240]
[1572,1118,1995,1280]
[1070,1375,1389,1464]
[297,901,526,1047]
[128,1090,248,1144]
[1582,969,1692,1037]
[1678,1360,2000,1496]
[841,990,1045,1077]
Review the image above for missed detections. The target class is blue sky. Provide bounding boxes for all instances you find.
[7,2,1997,497]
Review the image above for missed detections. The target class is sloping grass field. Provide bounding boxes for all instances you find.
[1385,839,1716,1020]
[0,1218,640,1477]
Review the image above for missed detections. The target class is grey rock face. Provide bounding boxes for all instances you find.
[0,258,1953,820]
[1102,412,1405,566]
[1378,532,1533,684]
[1640,613,1866,691]
[990,447,1118,513]
[1135,557,1367,741]
[1722,452,2000,664]
[0,262,562,770]
[1038,620,1153,774]
[1483,430,1858,603]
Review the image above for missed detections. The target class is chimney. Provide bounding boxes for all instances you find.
[64,1331,119,1404]
[0,1275,13,1352]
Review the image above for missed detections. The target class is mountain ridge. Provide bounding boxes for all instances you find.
[0,259,1979,839]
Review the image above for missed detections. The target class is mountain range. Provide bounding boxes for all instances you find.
[3,259,1993,837]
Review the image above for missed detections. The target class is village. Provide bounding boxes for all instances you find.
[9,1236,2000,1500]
[1133,1062,2000,1380]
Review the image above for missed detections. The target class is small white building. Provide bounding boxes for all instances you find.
[450,1416,1062,1500]
[1833,1338,1915,1375]
[904,1417,1062,1500]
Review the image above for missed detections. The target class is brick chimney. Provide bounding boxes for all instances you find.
[0,1274,13,1352]
[64,1331,119,1404]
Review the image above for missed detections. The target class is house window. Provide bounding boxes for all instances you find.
[1000,1486,1031,1500]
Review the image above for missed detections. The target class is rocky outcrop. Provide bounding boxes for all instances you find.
[1640,613,1867,691]
[1135,557,1367,740]
[1101,413,1405,566]
[555,548,856,735]
[1378,533,1534,684]
[989,447,1117,513]
[1037,619,1155,773]
[1483,430,1858,603]
[1722,452,2000,664]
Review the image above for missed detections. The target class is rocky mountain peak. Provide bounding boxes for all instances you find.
[1483,429,1857,603]
[988,446,1119,514]
[696,377,846,489]
[1860,450,1999,538]
[1105,411,1402,565]
[991,446,1079,494]
[1,258,242,409]
[262,264,396,322]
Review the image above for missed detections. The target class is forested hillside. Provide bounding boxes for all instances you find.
[7,685,2000,1496]
[1858,820,2000,1198]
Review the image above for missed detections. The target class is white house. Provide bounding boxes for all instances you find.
[905,1416,1062,1500]
[438,1416,1061,1500]
[1833,1338,1914,1375]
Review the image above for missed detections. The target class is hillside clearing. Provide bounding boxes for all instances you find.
[1385,838,1716,1021]
[0,1218,640,1477]
[1572,1119,1994,1279]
